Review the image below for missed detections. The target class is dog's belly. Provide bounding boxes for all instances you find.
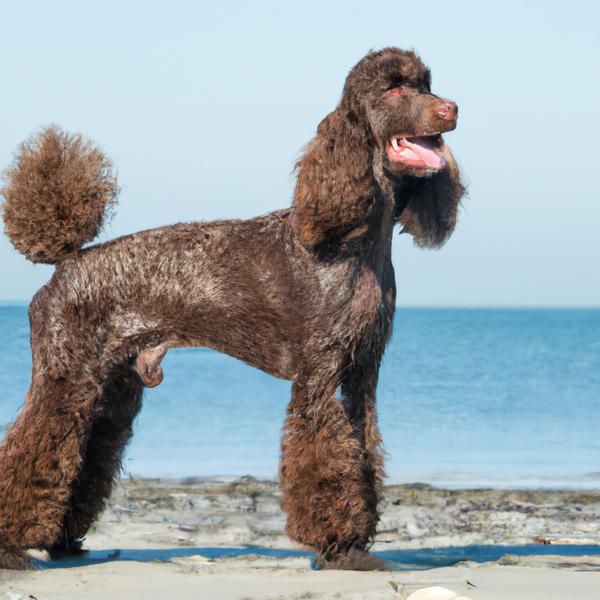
[63,214,308,378]
[106,290,301,382]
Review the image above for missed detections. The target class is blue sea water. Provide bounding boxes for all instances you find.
[1,305,599,488]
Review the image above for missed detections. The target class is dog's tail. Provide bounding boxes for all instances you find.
[1,125,119,264]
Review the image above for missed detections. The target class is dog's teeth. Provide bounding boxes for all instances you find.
[390,137,400,151]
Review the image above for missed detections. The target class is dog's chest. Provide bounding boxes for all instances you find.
[313,259,391,349]
[349,267,384,329]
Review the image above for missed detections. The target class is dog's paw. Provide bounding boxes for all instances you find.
[316,547,388,571]
[47,537,88,560]
[0,548,34,570]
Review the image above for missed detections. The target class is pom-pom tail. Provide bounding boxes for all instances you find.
[1,125,118,264]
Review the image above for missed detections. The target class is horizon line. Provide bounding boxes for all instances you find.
[0,299,599,310]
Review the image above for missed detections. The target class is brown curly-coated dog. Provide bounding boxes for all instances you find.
[0,47,464,570]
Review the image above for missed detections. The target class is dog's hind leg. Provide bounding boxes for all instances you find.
[50,366,143,555]
[279,372,382,569]
[0,366,101,569]
[53,341,166,554]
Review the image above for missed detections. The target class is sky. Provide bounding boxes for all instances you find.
[0,0,598,306]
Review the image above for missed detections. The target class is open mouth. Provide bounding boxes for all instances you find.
[386,135,446,171]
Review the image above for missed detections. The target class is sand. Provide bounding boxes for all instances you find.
[1,477,599,599]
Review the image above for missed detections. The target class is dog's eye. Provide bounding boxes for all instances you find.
[387,86,414,97]
[388,86,407,95]
[389,80,403,89]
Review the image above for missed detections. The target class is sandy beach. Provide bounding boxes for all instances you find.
[1,478,599,599]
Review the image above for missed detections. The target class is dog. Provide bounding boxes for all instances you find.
[0,47,464,569]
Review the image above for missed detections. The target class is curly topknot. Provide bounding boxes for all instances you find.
[1,125,118,264]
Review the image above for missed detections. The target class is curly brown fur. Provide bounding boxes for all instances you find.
[0,47,464,569]
[1,125,118,264]
[280,376,373,558]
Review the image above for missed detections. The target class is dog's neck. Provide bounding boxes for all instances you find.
[377,159,426,226]
[373,155,415,232]
[390,175,423,223]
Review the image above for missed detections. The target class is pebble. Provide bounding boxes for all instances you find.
[406,587,472,600]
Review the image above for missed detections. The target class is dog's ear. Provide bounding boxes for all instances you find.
[397,142,465,248]
[291,107,377,250]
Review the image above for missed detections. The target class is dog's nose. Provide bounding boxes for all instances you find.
[436,101,458,121]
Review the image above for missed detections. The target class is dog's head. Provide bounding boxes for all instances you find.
[293,48,464,251]
[342,47,458,180]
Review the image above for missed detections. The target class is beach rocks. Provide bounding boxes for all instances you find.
[96,478,600,553]
[406,587,472,600]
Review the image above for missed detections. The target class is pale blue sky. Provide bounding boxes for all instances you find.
[1,0,598,306]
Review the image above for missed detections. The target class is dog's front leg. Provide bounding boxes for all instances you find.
[341,360,385,543]
[279,374,383,569]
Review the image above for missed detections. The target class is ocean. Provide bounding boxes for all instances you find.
[1,305,599,489]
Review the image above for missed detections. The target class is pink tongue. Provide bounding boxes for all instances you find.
[402,138,444,169]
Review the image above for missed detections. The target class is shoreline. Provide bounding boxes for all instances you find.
[2,477,600,599]
[122,472,600,492]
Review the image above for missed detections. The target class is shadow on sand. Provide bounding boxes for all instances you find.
[38,543,600,571]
